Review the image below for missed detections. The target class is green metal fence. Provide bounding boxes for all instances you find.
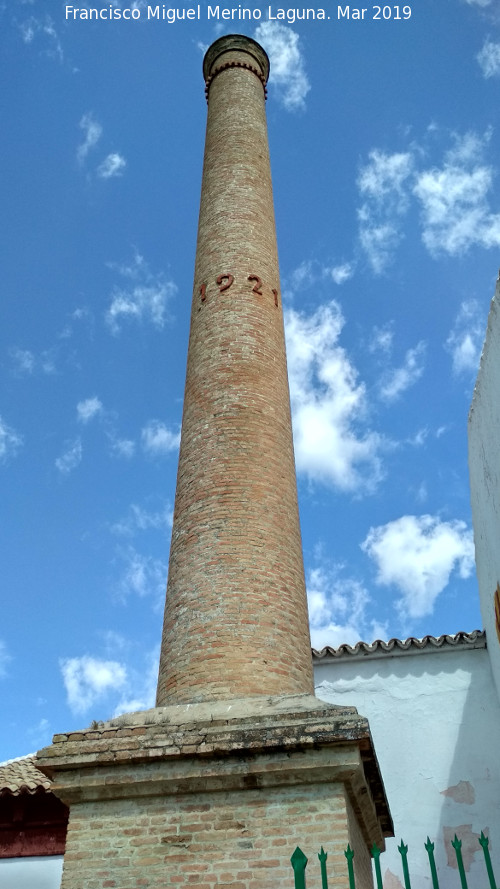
[291,832,497,889]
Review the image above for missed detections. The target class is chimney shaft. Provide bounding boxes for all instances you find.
[156,35,314,705]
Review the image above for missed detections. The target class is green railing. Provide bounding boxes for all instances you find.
[291,831,497,889]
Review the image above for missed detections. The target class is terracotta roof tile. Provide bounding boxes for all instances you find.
[312,630,486,661]
[0,755,52,796]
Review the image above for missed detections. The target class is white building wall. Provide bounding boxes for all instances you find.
[313,643,500,889]
[469,279,500,703]
[0,855,63,888]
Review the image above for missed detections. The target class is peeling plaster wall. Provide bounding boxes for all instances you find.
[0,855,63,888]
[314,646,500,889]
[469,281,500,704]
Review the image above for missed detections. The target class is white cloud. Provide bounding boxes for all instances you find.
[415,481,428,503]
[109,437,136,459]
[358,150,414,203]
[413,131,500,255]
[445,300,485,375]
[27,717,52,748]
[59,307,93,340]
[9,347,55,375]
[39,16,63,60]
[83,633,159,718]
[408,427,429,448]
[307,562,386,650]
[287,260,316,294]
[77,113,102,164]
[9,347,35,374]
[97,153,127,179]
[379,341,426,403]
[40,350,56,374]
[254,23,310,111]
[358,218,403,275]
[357,150,414,273]
[285,301,385,492]
[283,259,355,299]
[0,641,11,678]
[60,655,127,715]
[112,646,159,717]
[18,14,63,61]
[141,420,180,455]
[477,40,500,78]
[99,629,128,655]
[329,263,354,285]
[465,0,492,6]
[19,18,36,41]
[357,130,500,268]
[77,396,103,424]
[111,501,173,536]
[0,416,23,463]
[106,252,176,333]
[55,438,82,475]
[72,307,90,321]
[116,546,167,609]
[369,324,394,355]
[361,514,475,619]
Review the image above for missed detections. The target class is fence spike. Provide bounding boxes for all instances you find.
[424,837,440,889]
[318,846,329,889]
[451,835,469,889]
[479,831,497,889]
[398,839,412,889]
[371,843,383,889]
[291,846,308,889]
[345,844,356,889]
[290,833,499,889]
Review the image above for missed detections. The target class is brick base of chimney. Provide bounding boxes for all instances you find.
[36,695,392,889]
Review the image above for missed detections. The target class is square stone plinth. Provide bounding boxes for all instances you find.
[36,694,392,889]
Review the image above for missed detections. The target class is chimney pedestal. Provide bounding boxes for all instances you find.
[37,694,391,889]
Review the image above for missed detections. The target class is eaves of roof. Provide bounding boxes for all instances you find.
[312,630,486,663]
[0,755,52,796]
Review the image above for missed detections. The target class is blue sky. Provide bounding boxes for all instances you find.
[2,0,500,761]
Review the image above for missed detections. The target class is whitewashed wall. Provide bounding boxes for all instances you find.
[314,641,500,889]
[0,855,63,888]
[469,280,500,703]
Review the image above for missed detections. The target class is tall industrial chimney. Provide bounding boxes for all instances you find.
[156,34,314,706]
[37,38,392,889]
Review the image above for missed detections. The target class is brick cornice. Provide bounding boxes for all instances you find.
[204,61,268,102]
[36,695,393,842]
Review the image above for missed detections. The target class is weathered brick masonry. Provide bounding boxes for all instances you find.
[36,36,392,889]
[156,35,313,705]
[38,696,391,889]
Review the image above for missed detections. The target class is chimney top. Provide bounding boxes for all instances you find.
[203,34,270,87]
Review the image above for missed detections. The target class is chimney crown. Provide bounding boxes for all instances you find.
[203,34,270,91]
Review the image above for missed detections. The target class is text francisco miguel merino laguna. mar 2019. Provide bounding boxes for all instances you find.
[64,5,413,22]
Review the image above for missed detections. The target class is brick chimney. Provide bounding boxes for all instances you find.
[156,34,314,706]
[36,39,392,889]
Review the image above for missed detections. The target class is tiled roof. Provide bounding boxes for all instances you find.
[0,755,51,796]
[312,630,486,662]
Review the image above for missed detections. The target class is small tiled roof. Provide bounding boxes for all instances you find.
[312,629,486,662]
[0,755,51,796]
